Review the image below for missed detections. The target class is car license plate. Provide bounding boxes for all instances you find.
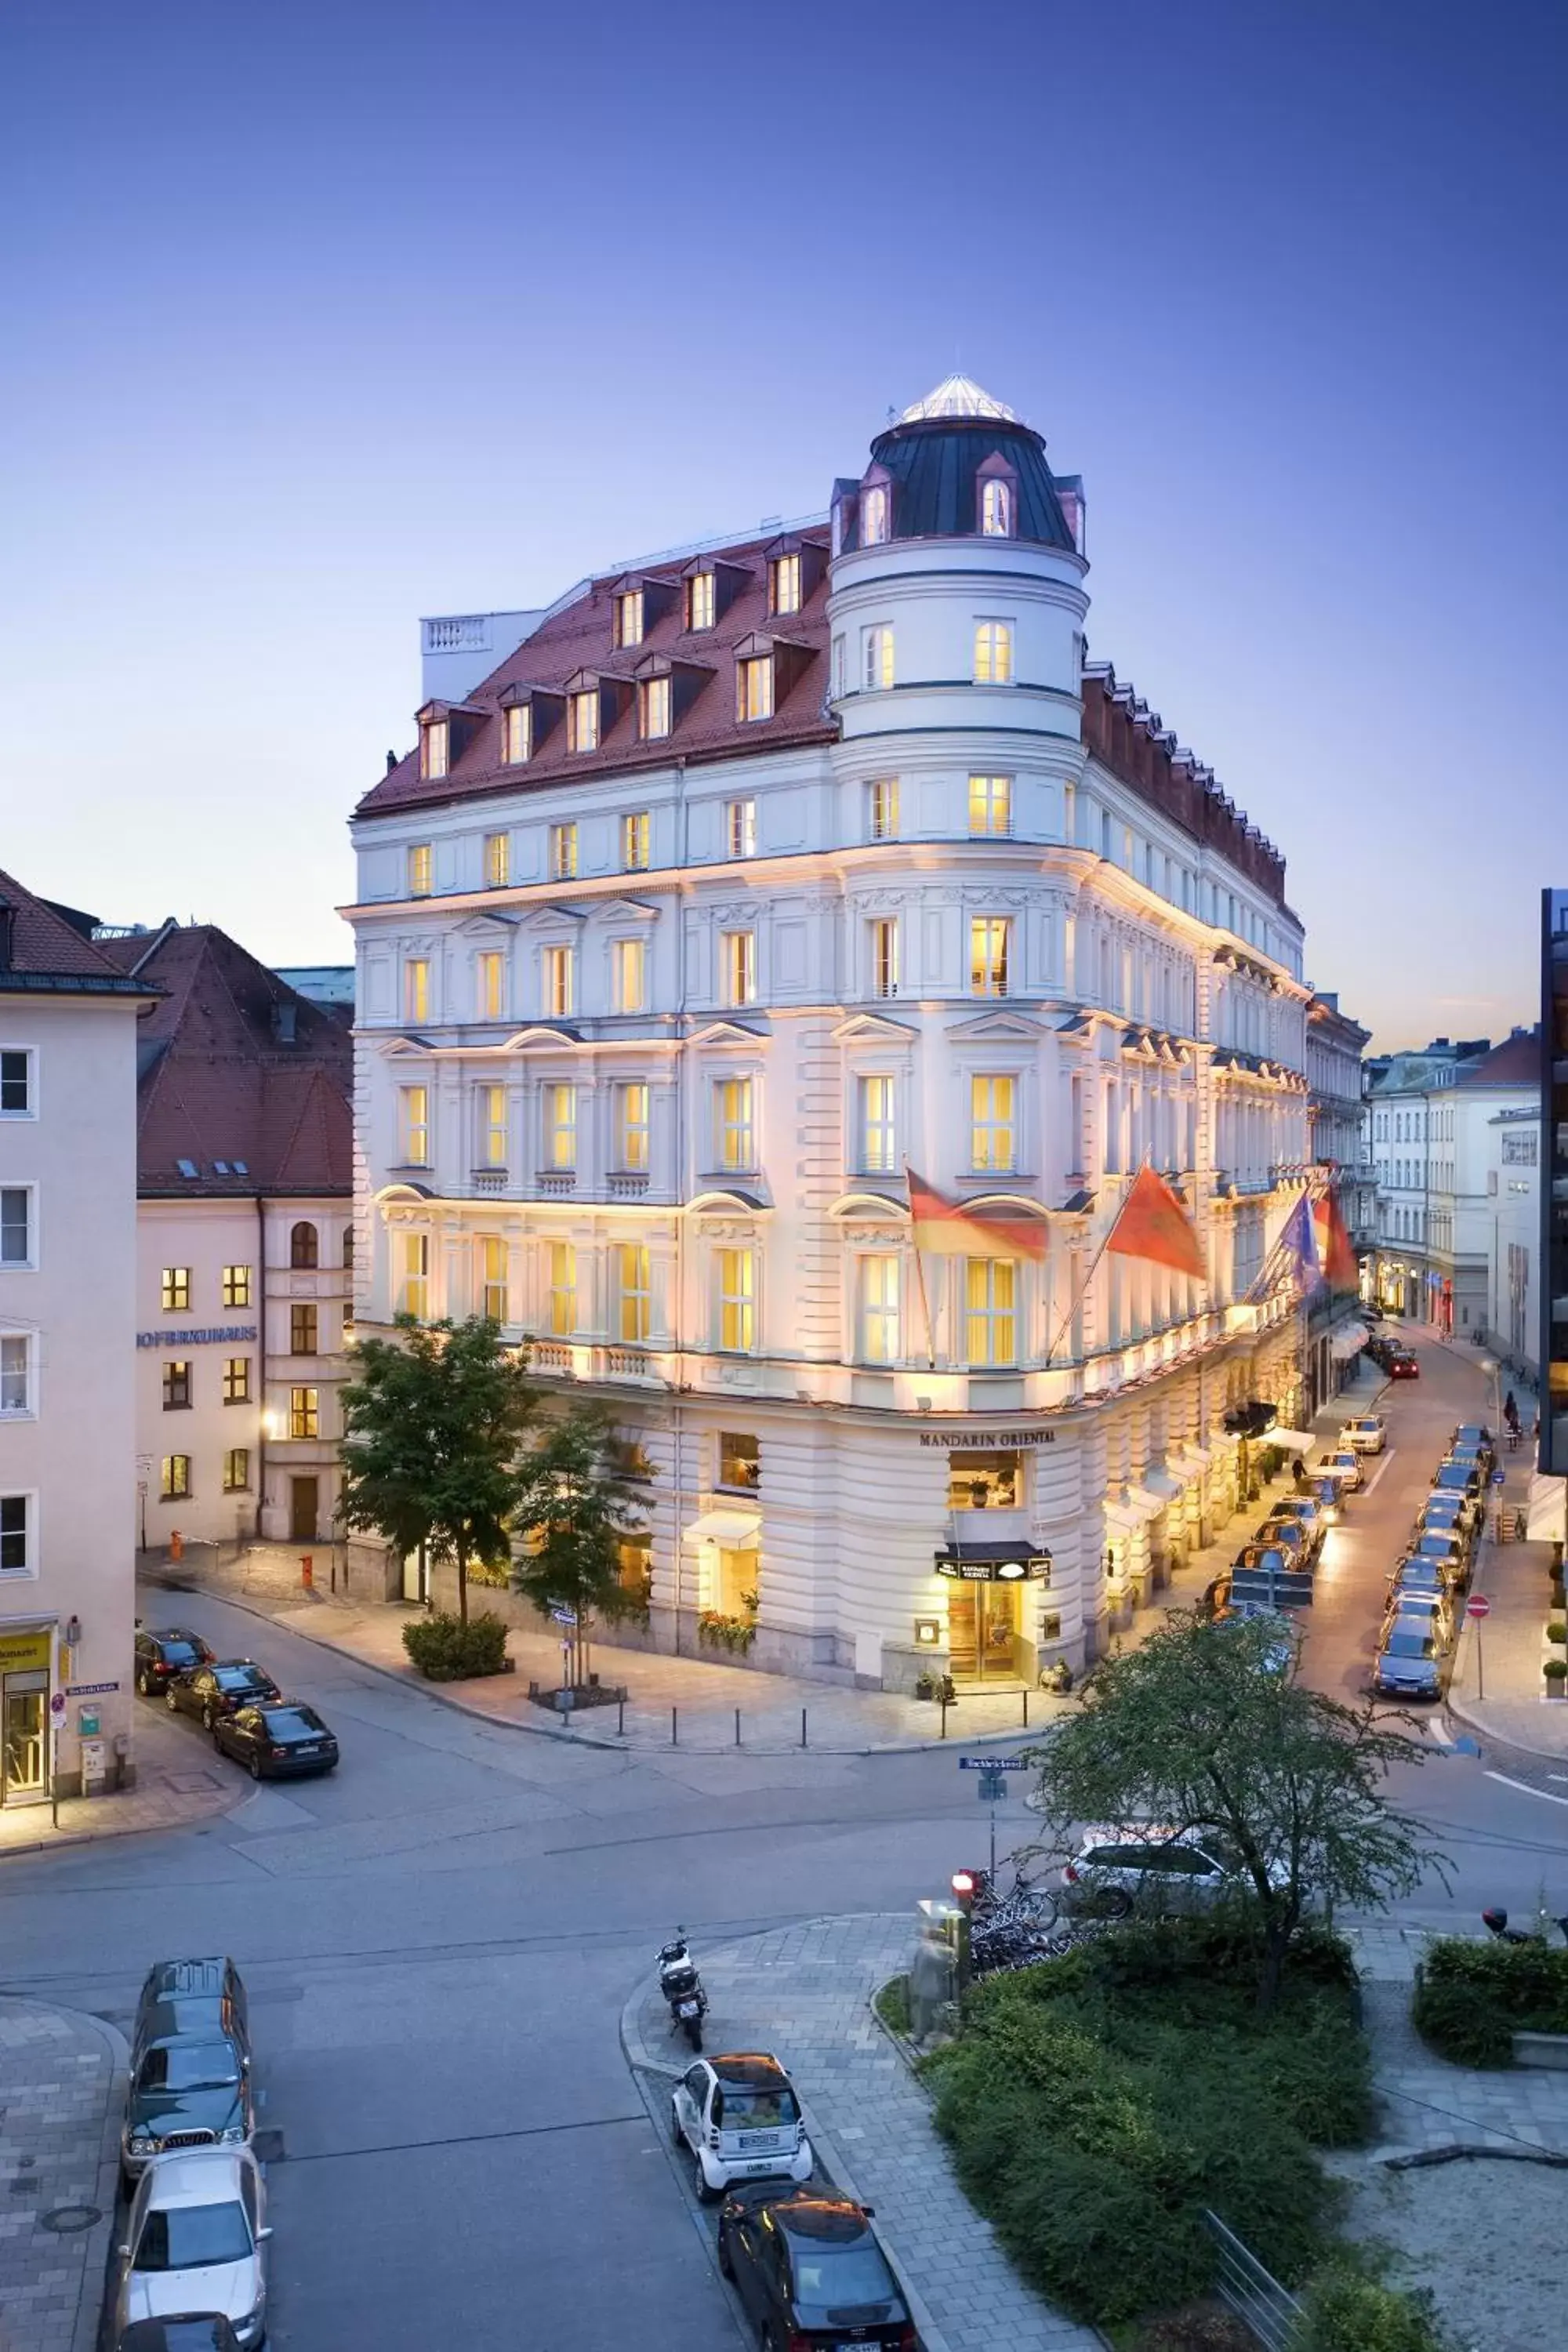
[677,1998,700,2016]
[738,2131,781,2149]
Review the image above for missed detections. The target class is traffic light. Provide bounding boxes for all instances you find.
[949,1867,989,1913]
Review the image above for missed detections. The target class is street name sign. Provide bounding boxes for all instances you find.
[958,1756,1031,1770]
[550,1606,579,1627]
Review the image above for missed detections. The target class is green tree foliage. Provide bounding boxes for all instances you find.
[1413,1934,1568,2066]
[511,1406,648,1685]
[1025,1612,1445,2008]
[338,1316,537,1626]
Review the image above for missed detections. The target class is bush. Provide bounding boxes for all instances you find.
[1547,1621,1567,1643]
[402,1610,510,1681]
[1545,1658,1568,1683]
[873,1975,911,2036]
[1412,1934,1568,2066]
[1134,2302,1261,2350]
[1298,2258,1454,2350]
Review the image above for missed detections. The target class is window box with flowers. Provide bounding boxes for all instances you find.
[699,1589,760,1655]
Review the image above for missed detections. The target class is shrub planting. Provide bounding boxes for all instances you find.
[1412,1935,1568,2066]
[402,1610,510,1682]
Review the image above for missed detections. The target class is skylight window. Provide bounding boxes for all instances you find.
[232,1160,249,1176]
[176,1159,199,1179]
[213,1160,231,1175]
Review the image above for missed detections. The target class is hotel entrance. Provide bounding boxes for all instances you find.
[0,1627,53,1806]
[947,1579,1024,1680]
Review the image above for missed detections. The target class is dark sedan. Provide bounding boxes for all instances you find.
[212,1701,339,1780]
[167,1661,281,1730]
[134,1628,216,1698]
[1386,1350,1420,1379]
[718,2186,918,2350]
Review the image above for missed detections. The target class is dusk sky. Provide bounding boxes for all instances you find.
[3,0,1560,1051]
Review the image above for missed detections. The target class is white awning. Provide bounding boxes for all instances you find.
[1105,1489,1163,1530]
[1142,1468,1185,1502]
[1124,1483,1171,1518]
[682,1509,761,1547]
[1330,1322,1370,1362]
[1102,1501,1145,1534]
[1267,1428,1319,1452]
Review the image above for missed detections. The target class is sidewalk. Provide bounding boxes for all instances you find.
[0,1997,125,2352]
[620,1913,1098,2352]
[0,1704,241,1861]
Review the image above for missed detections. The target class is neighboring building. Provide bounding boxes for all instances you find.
[345,376,1314,1684]
[1303,990,1371,1410]
[92,925,354,1551]
[0,870,154,1802]
[1487,1103,1540,1375]
[1541,891,1568,1476]
[274,966,355,1020]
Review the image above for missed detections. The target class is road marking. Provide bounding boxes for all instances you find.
[1484,1771,1568,1809]
[1356,1450,1397,1498]
[1550,1775,1568,1785]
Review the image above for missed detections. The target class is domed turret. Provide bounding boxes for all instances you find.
[833,376,1080,556]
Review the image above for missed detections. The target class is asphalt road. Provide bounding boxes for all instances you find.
[1,1324,1564,2352]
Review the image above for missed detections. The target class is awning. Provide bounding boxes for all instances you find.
[1105,1490,1163,1531]
[1124,1484,1171,1518]
[1142,1468,1185,1502]
[935,1541,1051,1582]
[1266,1428,1319,1453]
[1330,1322,1370,1361]
[682,1509,761,1547]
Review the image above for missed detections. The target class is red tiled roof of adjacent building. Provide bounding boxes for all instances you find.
[1457,1029,1540,1087]
[93,924,354,1196]
[0,867,158,993]
[354,531,834,820]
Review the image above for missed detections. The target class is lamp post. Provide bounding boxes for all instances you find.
[1479,1356,1502,1437]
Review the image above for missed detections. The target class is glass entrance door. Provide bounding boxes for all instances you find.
[948,1584,1022,1681]
[2,1673,49,1803]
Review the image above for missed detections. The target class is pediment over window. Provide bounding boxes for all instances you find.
[515,901,588,929]
[593,896,660,924]
[944,1010,1047,1042]
[453,911,521,938]
[688,1018,768,1049]
[826,1190,909,1221]
[499,1024,583,1052]
[831,1012,916,1045]
[686,1188,769,1216]
[379,1034,436,1058]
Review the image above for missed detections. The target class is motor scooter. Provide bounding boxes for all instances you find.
[1480,1907,1568,1947]
[658,1930,708,2051]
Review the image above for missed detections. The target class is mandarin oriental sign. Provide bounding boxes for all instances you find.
[918,1429,1055,1448]
[136,1327,258,1348]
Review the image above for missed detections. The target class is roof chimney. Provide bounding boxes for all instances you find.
[271,1001,298,1046]
[386,750,398,774]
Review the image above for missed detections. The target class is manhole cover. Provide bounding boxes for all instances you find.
[252,2129,285,2164]
[168,1772,222,1793]
[41,2205,100,2233]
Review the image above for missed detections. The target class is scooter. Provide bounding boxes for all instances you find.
[1481,1907,1568,1947]
[658,1930,708,2051]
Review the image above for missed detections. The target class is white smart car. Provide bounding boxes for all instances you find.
[1341,1414,1386,1455]
[670,2051,813,2202]
[114,2145,269,2348]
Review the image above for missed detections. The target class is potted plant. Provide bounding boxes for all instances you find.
[1544,1659,1567,1699]
[1548,1620,1567,1646]
[914,1669,936,1700]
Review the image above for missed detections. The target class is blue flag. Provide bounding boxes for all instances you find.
[1278,1192,1322,1287]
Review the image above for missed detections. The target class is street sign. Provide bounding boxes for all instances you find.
[1491,1470,1504,1487]
[1466,1595,1492,1620]
[66,1681,119,1697]
[550,1606,578,1627]
[1228,1566,1315,1611]
[958,1755,1031,1770]
[48,1692,66,1720]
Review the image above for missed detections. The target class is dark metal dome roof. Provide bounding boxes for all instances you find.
[855,378,1079,551]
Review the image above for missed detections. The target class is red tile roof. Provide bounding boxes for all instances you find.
[1457,1029,1540,1087]
[0,867,156,993]
[93,924,354,1196]
[354,532,834,820]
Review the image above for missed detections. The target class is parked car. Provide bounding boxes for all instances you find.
[1230,1543,1299,1590]
[114,2319,244,2352]
[1366,1334,1399,1370]
[113,2147,269,2350]
[1385,1558,1449,1609]
[1452,1422,1495,1466]
[1259,1502,1327,1564]
[1301,1474,1343,1518]
[1210,1611,1295,1675]
[135,1630,216,1699]
[1431,1461,1484,1527]
[212,1702,338,1780]
[132,1959,249,2074]
[717,2187,919,2351]
[1382,1590,1454,1652]
[167,1664,281,1731]
[1411,1529,1468,1588]
[1372,1624,1444,1700]
[1447,1443,1489,1479]
[1418,1494,1472,1552]
[1316,1449,1363,1492]
[670,2053,813,2201]
[1061,1825,1284,1916]
[1386,1350,1420,1380]
[1342,1414,1387,1454]
[122,2027,252,2184]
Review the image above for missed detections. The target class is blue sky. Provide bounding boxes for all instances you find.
[2,0,1561,1048]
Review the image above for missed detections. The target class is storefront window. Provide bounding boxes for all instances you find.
[946,1450,1020,1510]
[716,1547,758,1617]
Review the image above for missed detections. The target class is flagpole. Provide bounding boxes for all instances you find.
[1044,1226,1114,1366]
[903,1165,938,1371]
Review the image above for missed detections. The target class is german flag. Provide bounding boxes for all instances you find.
[906,1168,1048,1261]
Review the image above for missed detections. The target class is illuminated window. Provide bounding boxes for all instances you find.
[544,1083,577,1170]
[617,1244,651,1344]
[869,917,898,1000]
[485,831,510,887]
[971,1074,1017,1171]
[768,553,801,615]
[221,1265,252,1308]
[161,1268,191,1312]
[638,675,670,740]
[544,945,575,1018]
[715,1078,754,1172]
[858,1076,896,1172]
[503,705,531,764]
[550,822,578,880]
[622,811,651,870]
[223,1450,250,1493]
[968,774,1012,834]
[162,1361,191,1410]
[861,485,889,545]
[736,656,773,723]
[964,1258,1017,1365]
[866,779,899,840]
[973,622,1012,684]
[289,1385,319,1439]
[290,1303,318,1355]
[615,1081,650,1171]
[862,626,895,688]
[981,478,1014,536]
[547,1241,575,1334]
[419,720,448,779]
[160,1454,191,1501]
[400,1232,430,1318]
[481,1082,508,1167]
[861,1255,900,1363]
[612,938,646,1014]
[477,951,505,1020]
[970,916,1011,997]
[478,1235,508,1322]
[568,691,598,753]
[726,799,757,858]
[685,572,715,630]
[407,843,434,897]
[721,930,756,1007]
[405,958,430,1022]
[717,1247,756,1352]
[401,1086,429,1165]
[614,590,644,649]
[223,1357,251,1404]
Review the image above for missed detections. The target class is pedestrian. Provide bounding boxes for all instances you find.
[908,1921,954,2045]
[1504,1390,1519,1434]
[1291,1454,1306,1489]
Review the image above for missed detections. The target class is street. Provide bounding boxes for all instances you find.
[2,1326,1566,2352]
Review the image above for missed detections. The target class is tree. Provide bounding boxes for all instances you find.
[338,1316,537,1626]
[510,1407,648,1686]
[1026,1611,1446,2009]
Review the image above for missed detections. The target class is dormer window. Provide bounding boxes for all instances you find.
[568,688,599,753]
[503,703,532,764]
[768,554,801,616]
[614,590,644,650]
[861,484,889,546]
[685,572,715,631]
[638,674,671,740]
[981,478,1014,536]
[420,719,448,779]
[736,655,773,723]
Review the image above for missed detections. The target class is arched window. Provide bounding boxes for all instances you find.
[290,1221,319,1269]
[981,477,1014,536]
[973,621,1012,683]
[860,484,888,546]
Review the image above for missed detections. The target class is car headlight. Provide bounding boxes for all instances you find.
[129,2136,154,2156]
[220,2125,246,2143]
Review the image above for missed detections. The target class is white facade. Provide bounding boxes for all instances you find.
[346,386,1314,1685]
[135,1196,354,1552]
[1485,1107,1541,1374]
[1,963,146,1798]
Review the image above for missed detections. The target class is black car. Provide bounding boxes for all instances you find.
[213,1701,339,1779]
[115,2321,243,2352]
[122,2027,252,2183]
[132,1957,250,2071]
[717,2186,918,2350]
[167,1661,281,1730]
[135,1628,216,1698]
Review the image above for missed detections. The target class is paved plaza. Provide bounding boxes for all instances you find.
[0,2000,125,2352]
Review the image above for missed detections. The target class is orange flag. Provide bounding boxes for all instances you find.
[1105,1166,1205,1279]
[906,1167,1048,1261]
[1321,1190,1357,1289]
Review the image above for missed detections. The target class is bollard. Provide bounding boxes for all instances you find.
[800,1707,808,1750]
[618,1697,626,1737]
[169,1529,184,1563]
[1022,1689,1029,1730]
[940,1697,949,1739]
[671,1705,678,1748]
[300,1554,314,1591]
[735,1707,741,1748]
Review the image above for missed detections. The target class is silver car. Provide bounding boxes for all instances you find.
[1061,1826,1285,1916]
[114,2146,269,2349]
[670,2053,813,2203]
